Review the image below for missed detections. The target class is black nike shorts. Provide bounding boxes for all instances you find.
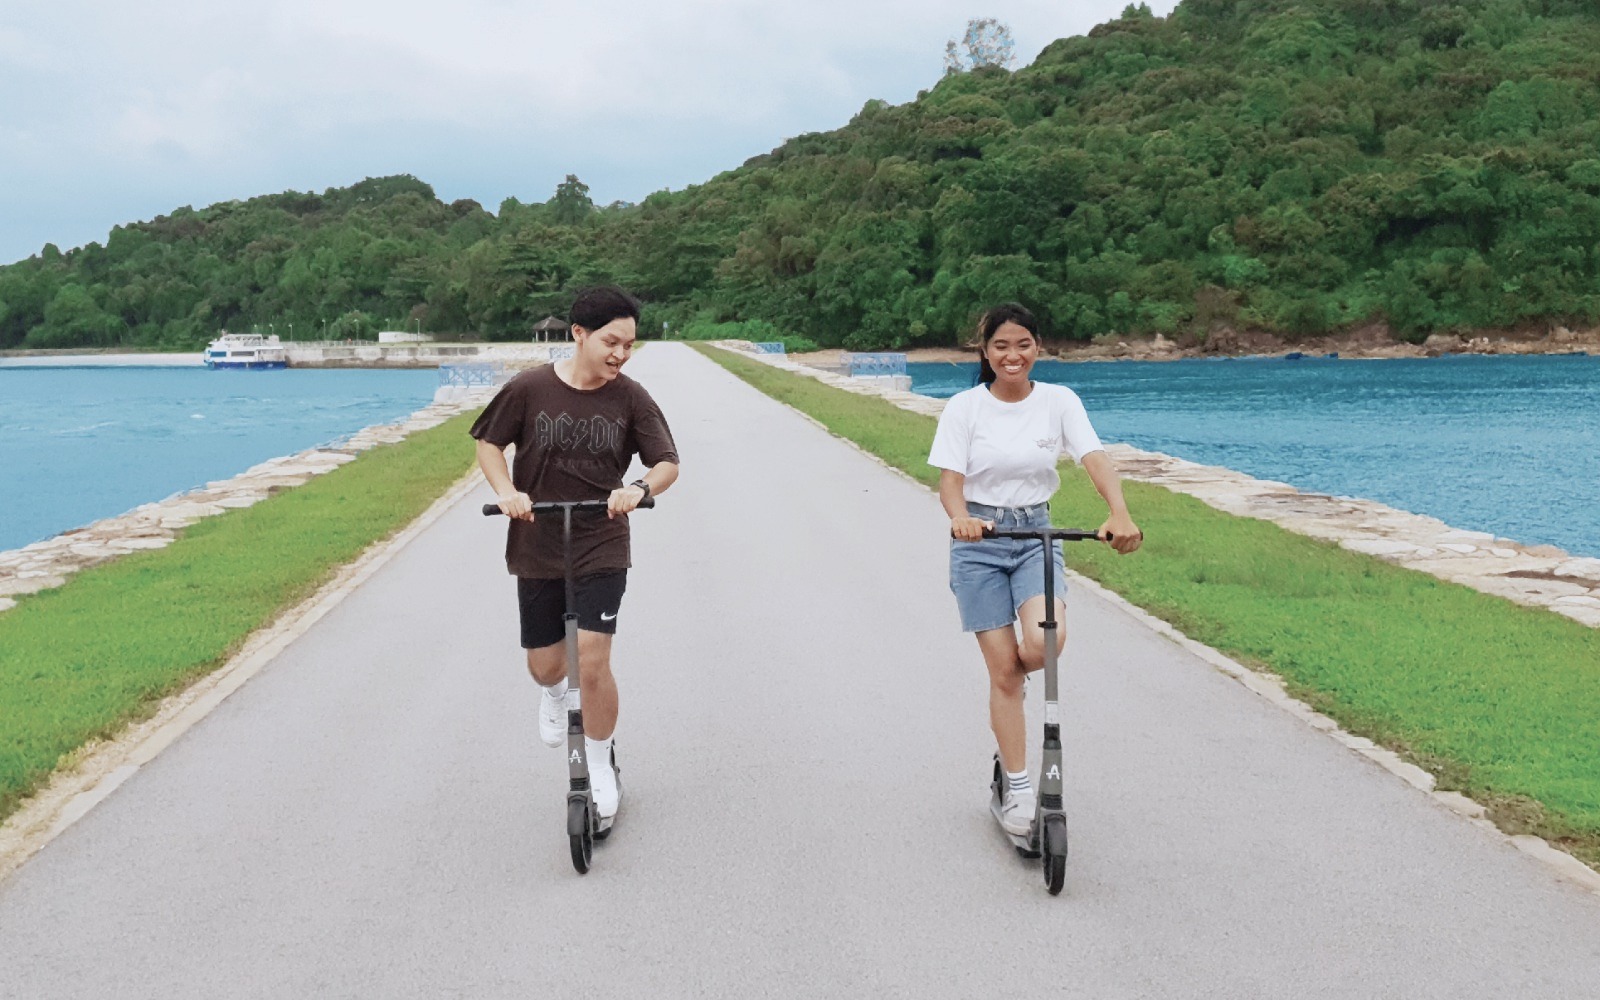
[517,571,628,650]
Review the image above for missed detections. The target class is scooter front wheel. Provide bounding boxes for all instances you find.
[568,800,594,874]
[1041,813,1068,895]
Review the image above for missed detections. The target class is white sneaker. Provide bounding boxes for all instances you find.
[999,788,1036,836]
[537,688,568,748]
[590,753,620,820]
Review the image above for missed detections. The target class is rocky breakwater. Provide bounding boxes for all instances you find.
[1106,448,1600,628]
[715,342,1600,629]
[0,385,503,616]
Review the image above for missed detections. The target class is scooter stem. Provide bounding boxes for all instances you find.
[562,505,591,796]
[1038,535,1065,812]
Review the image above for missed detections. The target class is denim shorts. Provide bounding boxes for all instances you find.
[949,501,1068,633]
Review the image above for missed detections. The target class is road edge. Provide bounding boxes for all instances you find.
[0,468,484,885]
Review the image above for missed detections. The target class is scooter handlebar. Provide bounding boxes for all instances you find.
[982,526,1103,542]
[949,525,1109,542]
[482,497,655,517]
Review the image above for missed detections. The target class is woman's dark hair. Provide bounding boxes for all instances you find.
[569,285,641,333]
[975,303,1040,385]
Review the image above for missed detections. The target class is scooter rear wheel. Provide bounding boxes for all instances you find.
[568,801,593,874]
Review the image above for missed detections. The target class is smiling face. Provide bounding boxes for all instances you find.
[984,320,1038,387]
[572,316,637,382]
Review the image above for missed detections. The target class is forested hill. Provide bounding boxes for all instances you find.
[5,0,1600,352]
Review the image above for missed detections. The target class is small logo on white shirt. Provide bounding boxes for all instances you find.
[1036,438,1057,451]
[600,611,617,621]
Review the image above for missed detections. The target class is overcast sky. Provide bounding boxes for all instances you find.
[0,1,1180,265]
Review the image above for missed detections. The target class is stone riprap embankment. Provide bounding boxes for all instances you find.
[714,342,1600,628]
[286,342,559,368]
[0,386,504,616]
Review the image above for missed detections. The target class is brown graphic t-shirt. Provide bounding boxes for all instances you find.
[470,364,678,579]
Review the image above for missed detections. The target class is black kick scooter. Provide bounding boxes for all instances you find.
[975,524,1102,896]
[484,496,653,874]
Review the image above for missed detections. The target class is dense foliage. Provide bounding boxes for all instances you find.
[5,0,1600,350]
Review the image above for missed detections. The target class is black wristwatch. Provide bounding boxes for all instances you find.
[629,479,651,500]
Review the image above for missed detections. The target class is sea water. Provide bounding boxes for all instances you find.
[0,367,437,551]
[909,354,1600,558]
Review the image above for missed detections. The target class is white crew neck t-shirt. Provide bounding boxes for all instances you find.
[927,382,1104,508]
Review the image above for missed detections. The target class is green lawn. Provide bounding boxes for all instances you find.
[696,345,1600,864]
[0,412,480,820]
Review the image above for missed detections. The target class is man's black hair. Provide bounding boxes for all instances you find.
[569,285,641,333]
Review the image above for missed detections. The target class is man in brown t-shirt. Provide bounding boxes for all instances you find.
[471,286,679,822]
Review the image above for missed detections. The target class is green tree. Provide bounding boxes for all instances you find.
[551,175,594,226]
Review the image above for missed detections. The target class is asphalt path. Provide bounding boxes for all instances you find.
[3,342,1597,998]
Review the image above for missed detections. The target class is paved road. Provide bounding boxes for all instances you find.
[3,342,1597,999]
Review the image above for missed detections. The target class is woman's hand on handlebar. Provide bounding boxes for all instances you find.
[607,484,647,519]
[950,516,993,542]
[497,491,534,521]
[1098,512,1142,554]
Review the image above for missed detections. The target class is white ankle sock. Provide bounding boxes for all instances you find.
[543,678,568,700]
[585,735,612,769]
[1006,769,1033,797]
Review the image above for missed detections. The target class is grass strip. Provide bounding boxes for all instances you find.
[696,344,1600,864]
[0,411,480,820]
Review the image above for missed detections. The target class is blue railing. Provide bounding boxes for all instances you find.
[549,345,575,360]
[844,352,907,376]
[754,342,787,355]
[438,363,504,387]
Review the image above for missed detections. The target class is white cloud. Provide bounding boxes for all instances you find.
[0,0,1180,263]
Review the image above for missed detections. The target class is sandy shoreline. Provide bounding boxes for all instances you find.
[0,352,204,368]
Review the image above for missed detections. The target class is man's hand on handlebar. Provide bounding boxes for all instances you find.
[496,491,534,521]
[607,484,648,519]
[1099,512,1142,554]
[949,516,993,542]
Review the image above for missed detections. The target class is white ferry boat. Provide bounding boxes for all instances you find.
[204,333,288,370]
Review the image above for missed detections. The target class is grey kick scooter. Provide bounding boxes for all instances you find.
[485,496,653,874]
[977,524,1101,896]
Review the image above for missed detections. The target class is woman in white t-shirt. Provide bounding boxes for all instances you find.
[928,303,1142,835]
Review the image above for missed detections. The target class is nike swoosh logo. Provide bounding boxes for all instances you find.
[600,612,617,621]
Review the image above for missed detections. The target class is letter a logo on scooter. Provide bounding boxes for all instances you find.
[570,749,583,765]
[1046,764,1061,781]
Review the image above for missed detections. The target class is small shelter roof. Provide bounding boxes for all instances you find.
[532,315,569,333]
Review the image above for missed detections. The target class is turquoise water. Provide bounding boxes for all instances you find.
[0,368,436,551]
[910,354,1600,558]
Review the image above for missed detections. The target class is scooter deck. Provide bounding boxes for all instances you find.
[990,783,1041,858]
